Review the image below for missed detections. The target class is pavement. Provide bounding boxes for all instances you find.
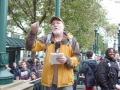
[76,85,101,90]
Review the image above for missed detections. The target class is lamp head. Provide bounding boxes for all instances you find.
[118,23,120,29]
[94,24,99,31]
[118,23,120,26]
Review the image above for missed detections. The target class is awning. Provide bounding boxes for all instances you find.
[6,37,25,48]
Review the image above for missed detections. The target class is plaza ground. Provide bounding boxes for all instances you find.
[77,85,101,90]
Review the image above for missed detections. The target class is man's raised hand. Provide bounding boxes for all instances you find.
[31,22,39,34]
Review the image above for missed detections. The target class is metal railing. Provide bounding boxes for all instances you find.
[28,78,45,90]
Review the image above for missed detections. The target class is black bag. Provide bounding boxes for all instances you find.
[84,62,98,90]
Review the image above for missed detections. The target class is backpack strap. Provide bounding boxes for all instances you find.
[68,35,73,47]
[45,34,52,45]
[45,33,73,48]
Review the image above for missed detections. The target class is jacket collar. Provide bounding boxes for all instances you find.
[50,32,72,44]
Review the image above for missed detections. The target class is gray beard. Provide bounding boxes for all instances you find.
[52,30,61,35]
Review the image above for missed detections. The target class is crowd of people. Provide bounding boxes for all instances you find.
[5,56,43,83]
[78,48,120,90]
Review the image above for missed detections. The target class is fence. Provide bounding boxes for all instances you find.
[29,78,44,90]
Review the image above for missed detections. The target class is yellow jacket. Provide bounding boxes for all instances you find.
[26,31,81,87]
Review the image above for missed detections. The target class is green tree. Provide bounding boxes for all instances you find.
[105,23,118,39]
[8,0,108,51]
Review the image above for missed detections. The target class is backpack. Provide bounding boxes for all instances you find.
[95,59,116,89]
[84,62,98,90]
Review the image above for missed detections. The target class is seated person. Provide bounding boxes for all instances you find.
[30,72,37,80]
[31,60,42,78]
[10,62,19,80]
[116,84,120,90]
[16,61,31,83]
[5,64,11,72]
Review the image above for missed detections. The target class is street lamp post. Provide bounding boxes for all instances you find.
[113,39,116,50]
[94,29,97,54]
[118,23,120,55]
[0,0,13,85]
[96,31,99,54]
[94,24,99,55]
[55,0,61,18]
[102,39,105,57]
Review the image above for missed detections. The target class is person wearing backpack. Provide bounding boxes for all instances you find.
[73,62,80,90]
[25,16,81,90]
[96,48,119,90]
[80,50,98,90]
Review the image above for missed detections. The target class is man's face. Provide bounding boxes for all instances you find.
[13,62,17,68]
[51,19,64,35]
[36,62,40,66]
[21,62,27,70]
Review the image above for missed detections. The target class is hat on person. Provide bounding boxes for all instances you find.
[36,60,40,63]
[30,72,36,76]
[50,16,64,24]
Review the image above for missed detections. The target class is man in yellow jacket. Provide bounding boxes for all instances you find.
[25,16,81,90]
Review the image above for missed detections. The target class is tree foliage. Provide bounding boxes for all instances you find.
[105,23,118,39]
[8,0,108,51]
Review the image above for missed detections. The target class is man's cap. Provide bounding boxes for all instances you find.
[50,16,64,24]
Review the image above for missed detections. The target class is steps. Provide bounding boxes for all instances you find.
[0,80,34,90]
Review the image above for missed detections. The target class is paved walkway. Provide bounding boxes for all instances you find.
[77,85,101,90]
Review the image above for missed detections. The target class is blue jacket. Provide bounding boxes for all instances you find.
[81,59,98,87]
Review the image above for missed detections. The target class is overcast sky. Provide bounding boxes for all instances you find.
[101,0,120,25]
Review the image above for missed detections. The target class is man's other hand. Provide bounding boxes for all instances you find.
[56,56,67,64]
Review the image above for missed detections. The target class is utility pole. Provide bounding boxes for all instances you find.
[113,39,116,50]
[0,0,13,85]
[94,29,97,54]
[102,39,105,57]
[96,32,99,54]
[94,24,99,55]
[118,24,120,55]
[55,0,61,18]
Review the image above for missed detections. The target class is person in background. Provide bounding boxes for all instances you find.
[5,64,11,72]
[25,16,81,90]
[33,57,38,66]
[73,62,80,90]
[81,50,98,90]
[97,56,103,64]
[22,58,30,69]
[115,84,120,90]
[30,72,37,80]
[16,61,31,83]
[10,62,19,80]
[18,60,22,69]
[79,73,85,85]
[115,52,120,68]
[27,56,38,70]
[31,60,42,78]
[114,52,120,85]
[35,55,40,61]
[41,61,44,69]
[97,48,119,90]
